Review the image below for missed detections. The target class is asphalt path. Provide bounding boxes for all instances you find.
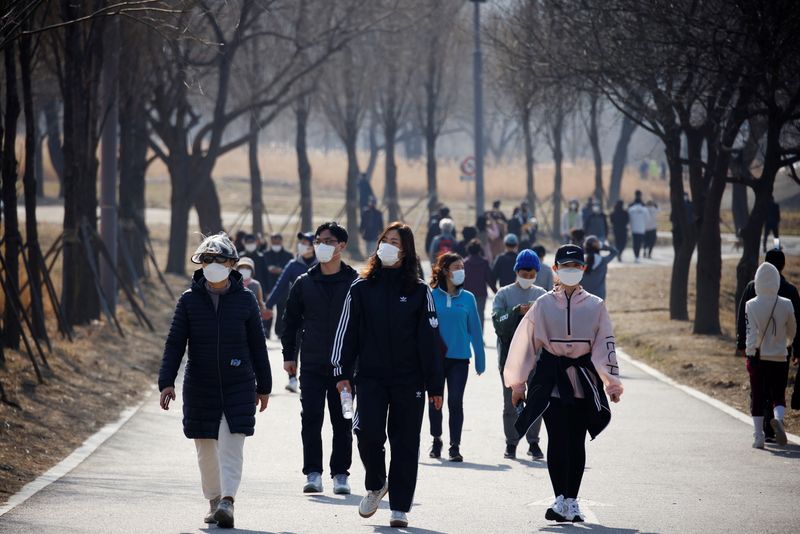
[2,324,799,533]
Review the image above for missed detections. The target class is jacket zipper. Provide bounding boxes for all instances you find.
[215,295,225,418]
[565,291,572,336]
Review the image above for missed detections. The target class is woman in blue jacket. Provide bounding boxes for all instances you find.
[158,233,271,529]
[428,252,486,462]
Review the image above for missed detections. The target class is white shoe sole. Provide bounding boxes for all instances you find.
[358,484,388,518]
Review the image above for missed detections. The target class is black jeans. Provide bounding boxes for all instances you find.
[428,359,469,445]
[632,233,644,259]
[644,229,657,257]
[543,397,589,499]
[475,296,487,333]
[747,357,789,416]
[354,377,425,513]
[614,230,627,260]
[299,370,353,477]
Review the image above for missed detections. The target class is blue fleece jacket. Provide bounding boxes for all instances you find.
[431,287,486,374]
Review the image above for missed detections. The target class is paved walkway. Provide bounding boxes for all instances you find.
[2,326,799,533]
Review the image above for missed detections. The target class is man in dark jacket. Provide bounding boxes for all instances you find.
[763,198,781,252]
[463,239,497,333]
[282,222,358,496]
[262,233,294,338]
[736,248,800,441]
[266,232,318,393]
[360,196,384,257]
[158,233,271,529]
[491,233,519,288]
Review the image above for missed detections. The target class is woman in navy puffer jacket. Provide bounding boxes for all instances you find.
[158,233,271,529]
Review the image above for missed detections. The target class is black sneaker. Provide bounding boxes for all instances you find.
[429,437,443,458]
[448,445,463,462]
[527,442,544,459]
[504,443,517,459]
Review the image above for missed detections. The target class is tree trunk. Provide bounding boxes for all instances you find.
[248,114,264,236]
[425,120,438,214]
[521,106,536,217]
[118,82,148,281]
[194,175,223,234]
[3,42,22,348]
[19,24,46,340]
[384,118,400,223]
[550,114,564,240]
[731,184,748,235]
[588,95,603,204]
[296,100,313,232]
[345,131,363,260]
[365,114,380,182]
[608,115,636,208]
[665,131,694,321]
[43,99,65,198]
[60,3,102,326]
[166,156,191,274]
[35,119,44,198]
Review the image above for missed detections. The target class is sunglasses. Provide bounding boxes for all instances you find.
[199,254,231,264]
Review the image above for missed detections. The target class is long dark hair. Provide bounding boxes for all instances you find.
[361,222,420,292]
[430,252,462,289]
[584,236,600,274]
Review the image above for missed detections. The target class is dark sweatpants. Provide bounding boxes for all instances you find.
[632,233,644,260]
[354,377,426,513]
[428,359,469,445]
[475,296,487,333]
[747,358,789,416]
[299,370,353,477]
[543,398,589,499]
[614,230,627,261]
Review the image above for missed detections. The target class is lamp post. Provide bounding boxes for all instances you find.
[471,0,486,216]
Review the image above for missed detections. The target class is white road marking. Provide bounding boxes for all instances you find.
[617,349,800,445]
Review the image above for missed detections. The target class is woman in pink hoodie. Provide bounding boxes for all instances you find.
[504,244,624,524]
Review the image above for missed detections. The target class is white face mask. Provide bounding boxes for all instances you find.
[377,242,400,266]
[204,263,231,284]
[450,269,465,286]
[557,267,584,287]
[244,243,257,253]
[517,276,534,289]
[271,244,282,253]
[297,243,311,256]
[314,243,336,263]
[239,268,252,281]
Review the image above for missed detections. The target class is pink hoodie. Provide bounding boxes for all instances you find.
[503,287,623,399]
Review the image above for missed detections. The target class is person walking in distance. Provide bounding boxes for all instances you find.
[360,196,384,257]
[532,245,554,291]
[736,248,800,442]
[463,239,497,333]
[609,201,629,262]
[763,198,781,252]
[744,262,797,448]
[331,222,444,529]
[281,222,357,494]
[643,200,659,259]
[505,244,623,523]
[493,250,547,460]
[428,253,486,462]
[580,236,618,300]
[627,197,648,263]
[235,257,268,320]
[492,233,520,288]
[265,232,318,393]
[262,234,293,338]
[429,217,457,261]
[158,233,271,529]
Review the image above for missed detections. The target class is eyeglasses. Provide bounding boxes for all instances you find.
[314,239,339,246]
[199,254,230,264]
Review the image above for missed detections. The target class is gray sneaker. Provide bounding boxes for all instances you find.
[303,472,323,493]
[358,480,388,518]
[390,510,408,528]
[213,498,234,529]
[204,497,220,524]
[771,419,788,445]
[333,474,351,495]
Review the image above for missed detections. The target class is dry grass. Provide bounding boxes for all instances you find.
[607,256,800,434]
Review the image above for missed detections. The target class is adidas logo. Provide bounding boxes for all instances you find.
[400,296,407,302]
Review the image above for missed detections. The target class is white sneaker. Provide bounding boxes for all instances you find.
[771,419,788,445]
[565,498,584,523]
[390,510,408,528]
[286,376,299,393]
[333,474,351,495]
[753,432,766,449]
[303,472,323,493]
[545,495,568,522]
[358,480,388,518]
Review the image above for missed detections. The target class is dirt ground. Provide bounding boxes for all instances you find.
[607,255,800,433]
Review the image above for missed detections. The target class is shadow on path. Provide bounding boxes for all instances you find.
[765,443,800,459]
[540,525,657,534]
[422,461,511,472]
[370,525,447,534]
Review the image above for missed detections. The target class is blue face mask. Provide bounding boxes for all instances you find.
[451,269,465,286]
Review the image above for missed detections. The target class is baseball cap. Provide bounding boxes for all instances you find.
[504,233,519,246]
[514,249,541,272]
[554,244,585,266]
[297,232,315,243]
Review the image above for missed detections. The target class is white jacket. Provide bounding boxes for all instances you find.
[745,262,797,361]
[645,205,659,231]
[628,203,648,235]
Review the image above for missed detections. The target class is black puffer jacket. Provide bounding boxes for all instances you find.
[281,262,358,374]
[158,269,271,439]
[330,268,444,396]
